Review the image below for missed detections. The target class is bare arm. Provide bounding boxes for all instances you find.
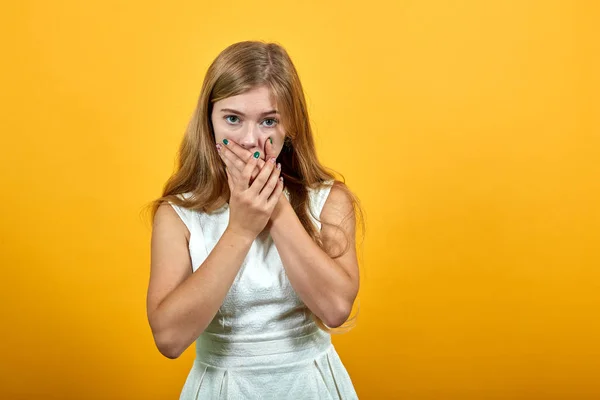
[210,140,359,328]
[146,203,253,359]
[147,153,282,359]
[268,182,360,328]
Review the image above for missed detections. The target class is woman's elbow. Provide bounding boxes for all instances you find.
[325,286,358,328]
[151,325,192,359]
[324,301,353,328]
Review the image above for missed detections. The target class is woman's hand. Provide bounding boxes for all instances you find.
[217,144,284,240]
[217,138,276,185]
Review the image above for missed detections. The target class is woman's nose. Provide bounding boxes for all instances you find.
[240,125,259,149]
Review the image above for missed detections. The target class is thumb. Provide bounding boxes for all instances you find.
[265,136,275,160]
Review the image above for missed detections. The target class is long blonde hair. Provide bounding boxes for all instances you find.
[146,40,364,332]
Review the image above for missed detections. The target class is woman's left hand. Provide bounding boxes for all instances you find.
[216,138,277,186]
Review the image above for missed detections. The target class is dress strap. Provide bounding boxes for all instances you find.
[168,192,194,233]
[308,180,335,230]
[167,192,210,272]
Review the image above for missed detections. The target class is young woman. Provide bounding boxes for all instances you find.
[147,40,363,399]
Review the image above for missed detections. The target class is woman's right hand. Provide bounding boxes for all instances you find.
[219,150,285,240]
[216,138,276,185]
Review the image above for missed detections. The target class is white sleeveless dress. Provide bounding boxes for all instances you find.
[168,181,359,399]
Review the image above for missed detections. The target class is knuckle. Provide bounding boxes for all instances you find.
[241,195,252,206]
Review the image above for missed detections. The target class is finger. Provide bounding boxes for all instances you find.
[223,137,271,168]
[267,175,285,205]
[250,157,266,184]
[220,140,246,174]
[222,138,266,182]
[259,162,282,200]
[261,136,280,180]
[240,153,259,190]
[265,136,275,159]
[249,156,276,196]
[219,146,242,186]
[252,138,274,181]
[224,138,260,163]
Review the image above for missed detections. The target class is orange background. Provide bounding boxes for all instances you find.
[1,1,599,399]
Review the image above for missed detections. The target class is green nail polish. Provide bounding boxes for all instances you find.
[223,139,229,145]
[269,137,273,144]
[253,151,260,159]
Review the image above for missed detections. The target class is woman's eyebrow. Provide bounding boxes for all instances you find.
[219,108,278,117]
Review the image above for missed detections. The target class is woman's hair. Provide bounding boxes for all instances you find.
[145,40,364,333]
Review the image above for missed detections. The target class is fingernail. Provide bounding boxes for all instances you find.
[269,137,273,144]
[276,162,281,169]
[269,157,276,164]
[279,177,284,183]
[216,143,222,151]
[223,139,229,145]
[253,151,260,159]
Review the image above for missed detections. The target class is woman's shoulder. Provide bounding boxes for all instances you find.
[168,192,219,212]
[174,191,194,202]
[314,180,354,211]
[305,180,336,214]
[307,179,335,193]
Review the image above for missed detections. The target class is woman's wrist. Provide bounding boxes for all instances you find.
[269,195,291,230]
[223,225,257,246]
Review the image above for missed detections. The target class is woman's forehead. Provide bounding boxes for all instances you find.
[217,86,279,115]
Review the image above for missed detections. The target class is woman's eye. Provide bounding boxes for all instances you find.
[225,115,239,124]
[262,118,278,127]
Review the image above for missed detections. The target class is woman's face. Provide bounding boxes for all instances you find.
[211,85,285,161]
